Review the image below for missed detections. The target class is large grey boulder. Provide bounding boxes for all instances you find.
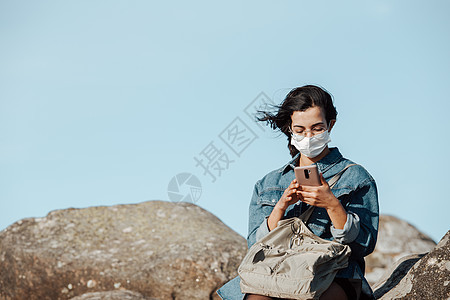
[69,290,153,300]
[365,215,436,285]
[0,200,247,300]
[377,230,450,299]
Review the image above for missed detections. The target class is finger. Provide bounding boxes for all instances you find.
[287,188,297,196]
[288,189,298,197]
[301,191,311,200]
[300,193,319,203]
[319,173,328,186]
[298,185,315,192]
[299,190,317,199]
[286,195,299,205]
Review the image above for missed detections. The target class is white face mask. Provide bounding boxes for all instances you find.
[290,130,331,158]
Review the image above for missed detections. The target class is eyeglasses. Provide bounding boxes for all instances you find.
[289,126,327,142]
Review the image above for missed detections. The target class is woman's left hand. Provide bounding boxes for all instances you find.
[297,173,340,210]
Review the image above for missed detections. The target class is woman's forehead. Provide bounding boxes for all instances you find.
[291,107,326,125]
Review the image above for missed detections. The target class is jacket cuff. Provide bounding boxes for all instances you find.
[255,216,270,242]
[330,212,360,244]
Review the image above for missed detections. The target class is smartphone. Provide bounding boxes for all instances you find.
[294,165,321,186]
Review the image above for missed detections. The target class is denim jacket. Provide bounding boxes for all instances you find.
[217,147,379,300]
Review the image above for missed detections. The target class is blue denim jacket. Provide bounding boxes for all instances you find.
[217,147,379,300]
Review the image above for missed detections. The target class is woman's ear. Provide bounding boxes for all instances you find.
[328,119,336,132]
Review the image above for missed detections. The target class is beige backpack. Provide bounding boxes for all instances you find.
[238,165,355,300]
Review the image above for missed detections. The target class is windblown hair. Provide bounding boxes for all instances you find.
[257,85,337,157]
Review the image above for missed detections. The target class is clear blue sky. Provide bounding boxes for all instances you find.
[1,1,449,242]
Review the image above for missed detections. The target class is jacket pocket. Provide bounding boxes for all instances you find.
[257,188,284,206]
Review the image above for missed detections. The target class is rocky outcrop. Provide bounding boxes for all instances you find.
[365,215,436,285]
[1,202,446,299]
[376,230,450,299]
[371,253,425,298]
[0,201,247,300]
[69,290,153,300]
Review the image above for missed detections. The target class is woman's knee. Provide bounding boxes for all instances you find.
[319,282,348,300]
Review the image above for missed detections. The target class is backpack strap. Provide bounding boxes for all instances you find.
[299,164,358,222]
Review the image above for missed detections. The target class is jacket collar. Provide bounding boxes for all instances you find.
[280,147,343,174]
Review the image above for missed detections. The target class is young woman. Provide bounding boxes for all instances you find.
[217,85,379,300]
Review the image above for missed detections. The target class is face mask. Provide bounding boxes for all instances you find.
[290,130,331,158]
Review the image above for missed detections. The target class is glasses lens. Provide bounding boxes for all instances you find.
[313,128,326,135]
[291,127,326,137]
[292,133,304,142]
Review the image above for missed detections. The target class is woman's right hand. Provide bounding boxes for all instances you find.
[275,179,301,211]
[267,179,301,231]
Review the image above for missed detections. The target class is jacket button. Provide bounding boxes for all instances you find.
[272,199,276,203]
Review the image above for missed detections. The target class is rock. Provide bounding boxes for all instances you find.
[69,290,153,300]
[372,253,425,299]
[0,200,247,300]
[365,215,436,285]
[378,230,450,299]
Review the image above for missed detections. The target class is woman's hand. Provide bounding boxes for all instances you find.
[297,174,340,210]
[275,179,302,211]
[298,173,347,229]
[267,179,302,231]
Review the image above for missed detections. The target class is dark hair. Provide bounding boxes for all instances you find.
[257,85,337,157]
